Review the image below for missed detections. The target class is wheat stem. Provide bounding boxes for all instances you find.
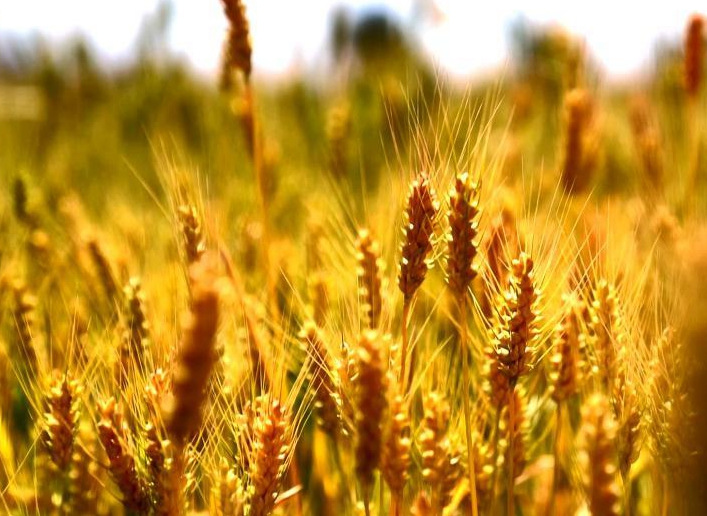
[507,385,516,516]
[459,297,480,516]
[399,300,411,388]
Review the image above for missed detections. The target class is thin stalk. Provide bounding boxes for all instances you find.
[245,83,278,323]
[332,438,352,507]
[459,296,480,516]
[489,409,503,515]
[508,387,516,516]
[686,96,701,214]
[550,403,563,516]
[399,300,411,388]
[389,492,402,516]
[430,486,441,515]
[379,477,384,516]
[363,490,371,516]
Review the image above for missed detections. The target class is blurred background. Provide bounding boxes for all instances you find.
[0,0,704,213]
[2,0,705,229]
[0,0,703,80]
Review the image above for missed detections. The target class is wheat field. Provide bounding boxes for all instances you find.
[0,2,705,515]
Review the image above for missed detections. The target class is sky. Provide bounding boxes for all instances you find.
[0,0,702,81]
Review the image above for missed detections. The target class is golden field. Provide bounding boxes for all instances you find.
[0,3,706,515]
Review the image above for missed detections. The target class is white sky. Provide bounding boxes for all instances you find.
[0,0,702,80]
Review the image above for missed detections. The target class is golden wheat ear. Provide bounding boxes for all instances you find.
[298,321,340,439]
[492,252,538,386]
[97,397,150,513]
[40,371,81,473]
[446,172,480,299]
[247,395,291,516]
[398,173,439,303]
[417,391,465,512]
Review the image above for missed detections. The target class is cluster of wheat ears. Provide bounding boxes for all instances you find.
[0,2,704,515]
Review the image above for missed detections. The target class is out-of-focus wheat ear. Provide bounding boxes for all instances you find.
[685,14,705,98]
[355,229,384,330]
[381,390,411,513]
[646,327,681,476]
[212,458,244,516]
[219,0,252,85]
[97,398,149,513]
[116,278,152,387]
[560,88,593,194]
[163,255,220,448]
[492,252,538,386]
[441,443,466,512]
[411,492,433,515]
[334,339,357,438]
[86,238,119,305]
[68,422,104,514]
[485,206,519,294]
[12,176,30,225]
[398,173,439,388]
[471,432,496,513]
[578,394,622,516]
[446,172,480,298]
[219,0,256,157]
[613,362,643,483]
[327,102,351,180]
[549,293,584,513]
[177,204,206,266]
[685,14,706,211]
[589,279,621,391]
[248,396,291,516]
[418,391,452,512]
[12,282,43,378]
[0,345,11,419]
[309,272,329,328]
[354,330,388,512]
[124,277,150,364]
[40,371,81,473]
[550,293,582,403]
[629,96,664,195]
[299,321,341,438]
